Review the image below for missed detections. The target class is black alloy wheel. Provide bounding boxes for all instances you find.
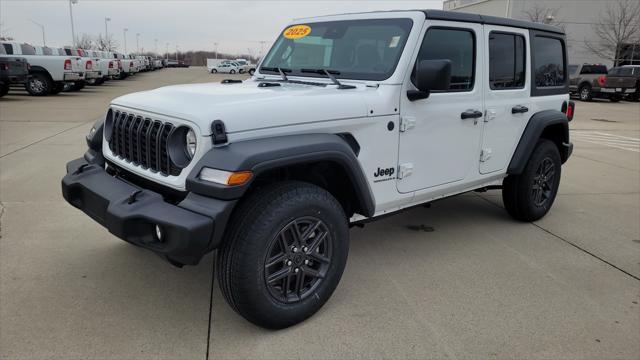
[264,217,332,303]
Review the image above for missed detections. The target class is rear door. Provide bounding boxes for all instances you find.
[480,25,530,174]
[397,21,484,193]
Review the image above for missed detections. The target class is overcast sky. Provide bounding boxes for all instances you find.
[1,0,443,56]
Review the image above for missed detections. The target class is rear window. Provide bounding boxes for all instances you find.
[580,65,608,75]
[533,36,565,87]
[20,44,36,55]
[609,67,633,76]
[42,47,52,55]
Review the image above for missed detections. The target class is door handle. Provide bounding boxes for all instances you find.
[511,105,529,114]
[461,110,483,120]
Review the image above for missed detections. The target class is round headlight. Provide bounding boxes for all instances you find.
[186,129,197,158]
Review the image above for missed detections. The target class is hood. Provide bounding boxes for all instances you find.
[111,79,375,135]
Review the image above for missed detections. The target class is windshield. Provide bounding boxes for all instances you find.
[260,18,413,81]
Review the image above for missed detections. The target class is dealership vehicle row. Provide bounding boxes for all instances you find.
[0,41,183,97]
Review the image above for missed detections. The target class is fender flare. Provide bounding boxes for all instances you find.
[186,133,376,217]
[507,110,570,175]
[28,65,52,79]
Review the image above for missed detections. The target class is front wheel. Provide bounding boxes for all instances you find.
[248,69,255,76]
[230,69,236,74]
[211,69,217,74]
[502,139,562,222]
[217,181,349,329]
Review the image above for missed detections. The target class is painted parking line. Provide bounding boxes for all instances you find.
[571,131,640,152]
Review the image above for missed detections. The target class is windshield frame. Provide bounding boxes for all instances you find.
[259,18,414,82]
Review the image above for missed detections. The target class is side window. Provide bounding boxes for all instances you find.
[414,27,475,92]
[489,32,526,89]
[20,44,36,55]
[533,36,565,87]
[2,44,12,55]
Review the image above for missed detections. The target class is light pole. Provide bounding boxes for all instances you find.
[104,17,111,50]
[214,42,219,59]
[29,19,46,46]
[123,28,128,54]
[175,45,179,61]
[154,38,158,55]
[69,0,78,46]
[165,42,169,60]
[136,33,140,54]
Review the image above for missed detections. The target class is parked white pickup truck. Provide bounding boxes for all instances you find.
[83,50,118,85]
[0,41,84,96]
[63,47,99,90]
[112,53,138,79]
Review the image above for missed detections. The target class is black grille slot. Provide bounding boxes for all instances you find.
[108,111,180,176]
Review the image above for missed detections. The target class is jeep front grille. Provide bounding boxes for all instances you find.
[108,110,181,176]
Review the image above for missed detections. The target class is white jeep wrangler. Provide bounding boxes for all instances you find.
[62,10,574,329]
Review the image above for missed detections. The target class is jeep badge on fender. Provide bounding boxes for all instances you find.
[62,9,573,330]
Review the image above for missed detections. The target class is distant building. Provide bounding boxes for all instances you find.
[443,0,640,68]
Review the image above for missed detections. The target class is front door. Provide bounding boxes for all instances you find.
[397,21,484,193]
[480,25,531,174]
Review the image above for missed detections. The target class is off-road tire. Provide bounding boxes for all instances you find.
[502,139,561,222]
[0,83,9,97]
[26,72,53,96]
[217,181,349,329]
[578,84,593,102]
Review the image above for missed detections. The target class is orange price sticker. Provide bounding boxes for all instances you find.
[283,25,312,39]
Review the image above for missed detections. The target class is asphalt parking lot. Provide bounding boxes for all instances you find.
[1,67,639,359]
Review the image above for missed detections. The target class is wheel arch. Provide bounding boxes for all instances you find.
[186,133,375,218]
[507,110,571,175]
[28,65,53,80]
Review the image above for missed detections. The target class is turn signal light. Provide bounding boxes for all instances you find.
[199,168,253,186]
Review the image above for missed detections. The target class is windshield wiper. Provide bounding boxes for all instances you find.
[259,66,291,81]
[301,69,356,89]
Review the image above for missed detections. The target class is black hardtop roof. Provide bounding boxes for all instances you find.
[422,10,565,34]
[301,9,564,35]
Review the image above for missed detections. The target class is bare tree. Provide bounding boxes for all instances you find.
[96,34,119,52]
[522,4,565,30]
[76,33,95,49]
[585,0,640,65]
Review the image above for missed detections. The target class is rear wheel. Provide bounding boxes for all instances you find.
[249,69,255,76]
[217,181,349,329]
[578,84,592,101]
[26,72,53,96]
[230,69,236,74]
[70,81,85,91]
[211,69,217,74]
[502,139,561,222]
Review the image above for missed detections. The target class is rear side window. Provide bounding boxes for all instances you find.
[2,44,12,54]
[580,65,607,74]
[489,32,526,89]
[20,44,36,55]
[533,36,565,87]
[414,28,475,91]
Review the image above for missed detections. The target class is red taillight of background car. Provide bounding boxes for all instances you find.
[598,75,606,87]
[561,100,575,122]
[64,59,72,70]
[108,61,114,69]
[86,60,92,70]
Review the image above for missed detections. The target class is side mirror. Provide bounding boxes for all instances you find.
[408,59,452,101]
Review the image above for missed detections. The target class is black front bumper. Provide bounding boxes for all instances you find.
[61,158,235,266]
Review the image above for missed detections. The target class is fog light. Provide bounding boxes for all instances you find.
[155,225,164,242]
